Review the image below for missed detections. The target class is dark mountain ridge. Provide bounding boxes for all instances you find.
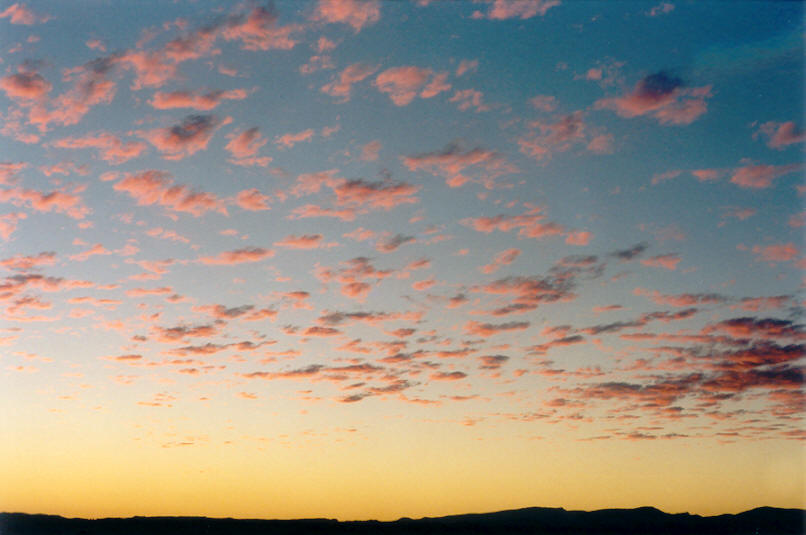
[1,506,803,534]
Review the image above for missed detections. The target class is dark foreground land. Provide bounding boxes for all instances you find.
[2,506,804,534]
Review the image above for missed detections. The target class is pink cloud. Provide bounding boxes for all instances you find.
[225,127,271,166]
[464,320,530,336]
[0,251,56,271]
[0,70,51,100]
[113,170,227,216]
[755,121,805,150]
[53,132,147,164]
[633,287,724,307]
[221,6,301,51]
[198,247,274,265]
[125,286,173,297]
[480,248,521,274]
[0,3,50,24]
[691,168,723,182]
[235,189,271,211]
[69,243,111,262]
[149,89,248,110]
[640,254,681,270]
[519,112,607,161]
[0,185,89,219]
[565,231,592,246]
[529,95,557,112]
[376,234,415,253]
[275,128,315,148]
[360,140,381,161]
[140,114,230,160]
[456,59,479,77]
[595,72,711,125]
[0,161,27,184]
[647,2,675,16]
[651,170,682,185]
[321,63,378,102]
[473,0,560,20]
[462,205,566,240]
[374,66,450,106]
[449,89,489,112]
[289,204,356,221]
[586,134,614,154]
[115,50,177,90]
[752,243,798,263]
[0,212,26,240]
[274,234,325,249]
[403,143,517,188]
[312,0,380,31]
[729,162,801,189]
[333,178,420,210]
[28,57,117,131]
[316,257,393,301]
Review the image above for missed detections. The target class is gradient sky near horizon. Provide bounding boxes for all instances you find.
[0,0,804,521]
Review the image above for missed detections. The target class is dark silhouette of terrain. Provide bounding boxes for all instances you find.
[1,506,803,534]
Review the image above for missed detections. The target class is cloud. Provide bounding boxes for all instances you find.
[703,317,803,341]
[647,2,675,17]
[480,248,520,274]
[359,140,381,161]
[633,287,724,307]
[332,178,420,210]
[0,185,89,219]
[149,89,249,110]
[462,205,566,240]
[52,132,147,164]
[235,189,271,211]
[755,121,805,150]
[275,128,315,148]
[140,114,230,160]
[0,3,50,24]
[472,0,560,20]
[376,234,415,253]
[374,66,451,106]
[611,242,648,261]
[316,257,394,300]
[430,371,467,381]
[312,0,380,31]
[529,95,557,112]
[403,142,517,188]
[464,320,530,336]
[113,170,227,216]
[595,72,711,125]
[729,161,801,189]
[28,56,118,131]
[0,70,51,100]
[456,59,479,77]
[275,234,325,249]
[225,127,270,166]
[0,213,26,240]
[0,161,27,184]
[449,89,489,112]
[565,231,592,246]
[751,243,798,263]
[221,5,301,51]
[321,63,378,102]
[289,204,356,221]
[0,251,56,271]
[640,253,681,270]
[198,247,274,265]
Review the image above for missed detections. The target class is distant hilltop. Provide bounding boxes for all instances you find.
[2,506,804,534]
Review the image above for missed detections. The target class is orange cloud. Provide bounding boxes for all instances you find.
[198,247,274,265]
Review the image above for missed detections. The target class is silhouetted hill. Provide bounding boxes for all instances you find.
[1,506,803,534]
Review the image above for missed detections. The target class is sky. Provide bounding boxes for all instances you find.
[0,0,804,522]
